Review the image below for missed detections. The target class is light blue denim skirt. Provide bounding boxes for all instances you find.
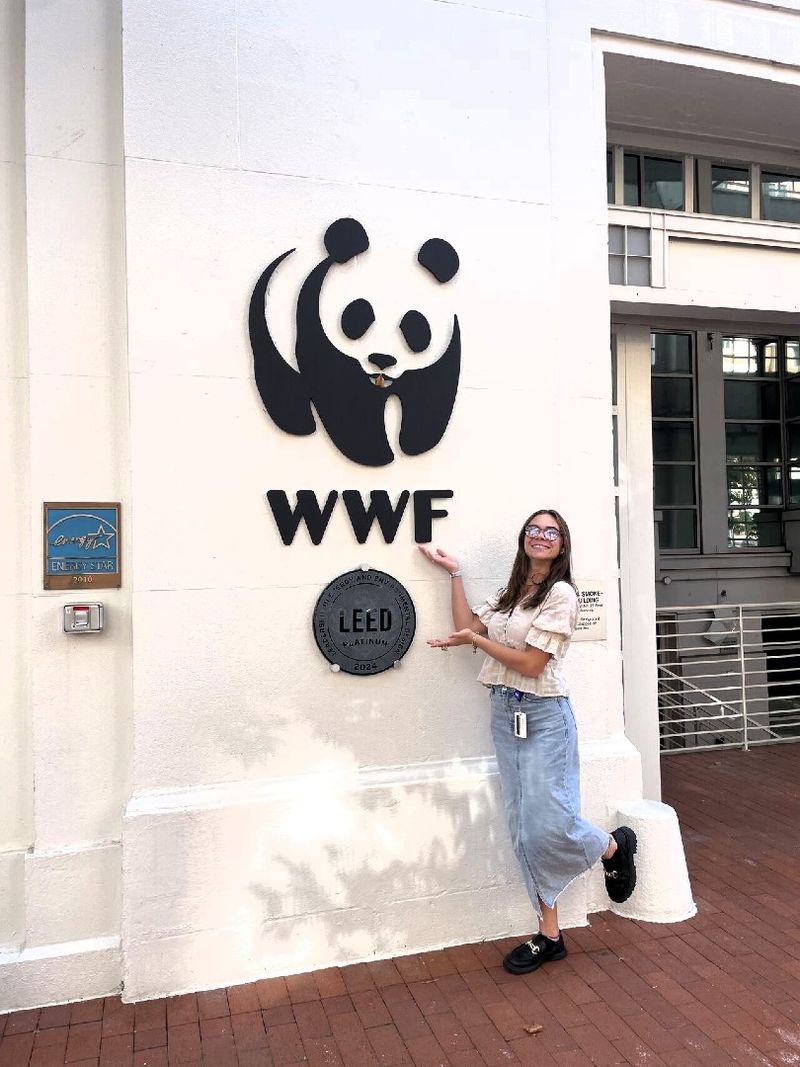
[489,686,609,916]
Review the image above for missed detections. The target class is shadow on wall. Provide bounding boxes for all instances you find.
[124,640,601,997]
[190,671,532,979]
[245,767,512,968]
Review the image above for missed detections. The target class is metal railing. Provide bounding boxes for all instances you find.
[656,602,800,752]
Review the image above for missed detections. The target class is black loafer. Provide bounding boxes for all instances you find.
[602,826,638,903]
[503,932,567,975]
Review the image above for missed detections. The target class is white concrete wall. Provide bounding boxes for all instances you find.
[0,0,30,963]
[0,0,129,1009]
[6,0,800,1010]
[117,0,643,1002]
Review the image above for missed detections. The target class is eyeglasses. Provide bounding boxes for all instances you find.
[524,524,561,542]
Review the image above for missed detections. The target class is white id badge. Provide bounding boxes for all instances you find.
[514,711,527,739]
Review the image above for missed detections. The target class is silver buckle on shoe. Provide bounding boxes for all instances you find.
[525,939,541,955]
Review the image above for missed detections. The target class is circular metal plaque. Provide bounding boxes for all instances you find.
[313,568,416,676]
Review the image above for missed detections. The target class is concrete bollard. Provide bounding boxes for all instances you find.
[609,799,696,923]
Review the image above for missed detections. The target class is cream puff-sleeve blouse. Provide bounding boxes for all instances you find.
[471,580,579,696]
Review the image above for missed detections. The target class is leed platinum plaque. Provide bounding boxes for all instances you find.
[313,568,416,675]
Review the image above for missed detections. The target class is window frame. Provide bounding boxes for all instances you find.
[617,148,687,212]
[608,143,800,227]
[722,336,785,549]
[648,325,800,557]
[608,223,652,286]
[760,166,800,225]
[651,330,700,553]
[696,157,756,219]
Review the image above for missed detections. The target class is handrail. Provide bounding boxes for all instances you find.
[661,601,800,618]
[656,602,800,753]
[658,665,730,712]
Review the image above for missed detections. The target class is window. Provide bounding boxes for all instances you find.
[623,153,640,207]
[643,156,684,210]
[608,225,651,286]
[651,334,698,550]
[622,151,684,210]
[762,172,800,225]
[606,149,613,205]
[724,337,782,547]
[653,331,800,553]
[785,340,800,504]
[608,143,800,227]
[710,164,750,218]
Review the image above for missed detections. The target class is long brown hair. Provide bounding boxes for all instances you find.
[494,509,576,613]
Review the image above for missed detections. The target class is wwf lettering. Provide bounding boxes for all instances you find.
[266,489,453,546]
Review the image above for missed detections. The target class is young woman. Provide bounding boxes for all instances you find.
[419,509,637,975]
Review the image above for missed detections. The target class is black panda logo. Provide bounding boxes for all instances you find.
[249,217,460,467]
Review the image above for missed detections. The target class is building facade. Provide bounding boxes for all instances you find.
[3,0,799,1010]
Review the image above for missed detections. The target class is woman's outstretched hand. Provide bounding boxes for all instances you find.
[417,545,461,575]
[427,628,474,649]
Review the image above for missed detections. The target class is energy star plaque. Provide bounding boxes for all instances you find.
[313,567,416,675]
[43,502,121,590]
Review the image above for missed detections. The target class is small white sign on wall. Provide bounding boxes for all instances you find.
[573,581,606,642]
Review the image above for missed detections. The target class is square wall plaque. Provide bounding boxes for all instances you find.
[43,502,121,590]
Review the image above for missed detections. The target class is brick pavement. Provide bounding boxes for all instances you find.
[2,746,800,1065]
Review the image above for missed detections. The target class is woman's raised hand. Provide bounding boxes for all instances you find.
[417,545,461,575]
[427,628,474,649]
